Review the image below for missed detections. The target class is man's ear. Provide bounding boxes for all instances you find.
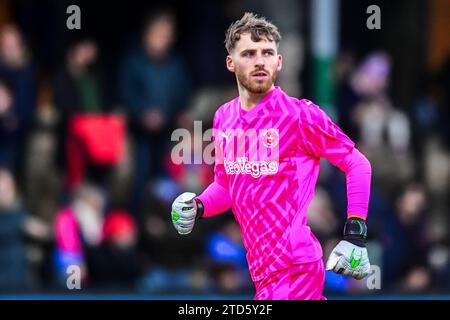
[277,54,283,72]
[226,55,235,73]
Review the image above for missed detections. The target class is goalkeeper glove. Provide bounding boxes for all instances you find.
[326,217,371,280]
[171,192,204,235]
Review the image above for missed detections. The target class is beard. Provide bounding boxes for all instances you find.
[236,67,278,94]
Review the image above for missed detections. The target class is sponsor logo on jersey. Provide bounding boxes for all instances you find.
[224,157,279,178]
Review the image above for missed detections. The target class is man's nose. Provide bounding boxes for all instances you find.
[254,53,265,68]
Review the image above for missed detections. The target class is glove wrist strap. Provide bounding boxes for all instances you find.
[194,198,204,219]
[343,217,367,247]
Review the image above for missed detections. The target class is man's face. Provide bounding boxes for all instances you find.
[0,26,25,64]
[71,41,98,68]
[144,15,175,59]
[226,33,282,94]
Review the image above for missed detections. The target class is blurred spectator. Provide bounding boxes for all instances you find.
[0,25,37,178]
[118,9,192,217]
[423,138,450,200]
[402,266,432,293]
[0,79,20,168]
[54,38,105,117]
[87,210,141,291]
[412,79,441,144]
[65,113,126,191]
[428,240,450,291]
[334,50,358,137]
[350,52,410,155]
[0,168,50,292]
[0,167,29,292]
[347,52,414,194]
[206,218,251,294]
[382,183,432,291]
[209,263,245,294]
[54,38,126,192]
[53,183,106,286]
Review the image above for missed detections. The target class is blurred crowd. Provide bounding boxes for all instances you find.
[0,3,449,296]
[314,49,450,294]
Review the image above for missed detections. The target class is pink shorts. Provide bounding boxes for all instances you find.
[254,259,326,300]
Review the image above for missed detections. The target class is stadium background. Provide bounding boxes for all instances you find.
[0,0,448,298]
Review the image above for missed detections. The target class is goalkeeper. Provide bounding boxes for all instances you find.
[171,12,372,300]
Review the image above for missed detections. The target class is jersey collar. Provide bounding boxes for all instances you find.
[236,86,281,122]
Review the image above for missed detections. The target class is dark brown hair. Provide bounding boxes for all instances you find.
[225,12,281,54]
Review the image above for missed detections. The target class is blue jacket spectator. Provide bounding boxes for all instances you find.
[0,25,37,134]
[118,10,191,217]
[0,168,28,292]
[119,48,190,129]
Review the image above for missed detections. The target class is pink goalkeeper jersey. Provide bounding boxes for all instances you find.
[197,86,371,282]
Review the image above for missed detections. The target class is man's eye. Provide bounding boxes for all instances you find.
[264,51,274,56]
[243,52,252,57]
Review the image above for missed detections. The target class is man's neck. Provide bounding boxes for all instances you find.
[238,83,275,111]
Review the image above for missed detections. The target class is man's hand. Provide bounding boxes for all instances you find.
[142,108,165,132]
[171,192,198,235]
[326,217,371,280]
[326,240,370,279]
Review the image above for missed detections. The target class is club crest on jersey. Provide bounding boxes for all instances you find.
[261,128,279,148]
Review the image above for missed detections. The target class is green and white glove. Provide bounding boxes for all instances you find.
[326,218,371,280]
[171,192,203,235]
